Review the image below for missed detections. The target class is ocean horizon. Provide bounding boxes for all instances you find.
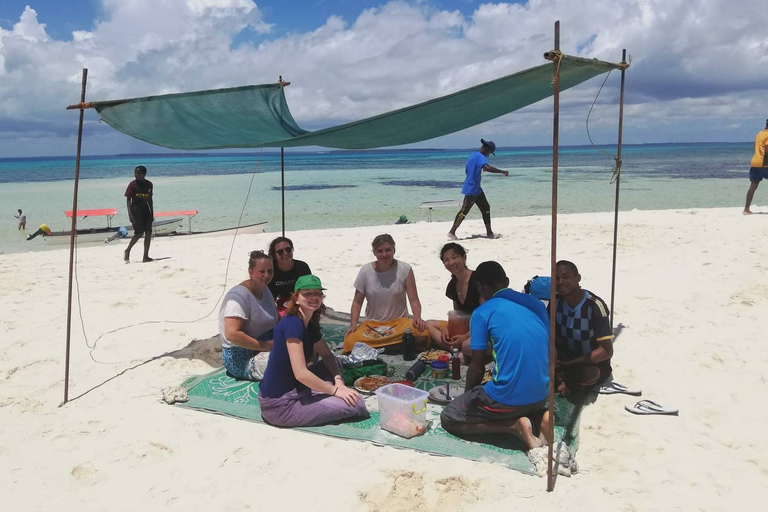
[0,142,755,255]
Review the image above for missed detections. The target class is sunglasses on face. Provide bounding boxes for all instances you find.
[275,247,293,256]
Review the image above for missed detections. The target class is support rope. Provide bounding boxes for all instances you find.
[75,149,265,365]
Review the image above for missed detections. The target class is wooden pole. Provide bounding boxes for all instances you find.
[609,49,627,329]
[281,147,286,237]
[62,68,88,406]
[546,21,560,492]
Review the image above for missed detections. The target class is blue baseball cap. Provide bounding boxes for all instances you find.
[481,138,496,155]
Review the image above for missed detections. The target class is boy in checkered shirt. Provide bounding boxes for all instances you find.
[552,260,614,395]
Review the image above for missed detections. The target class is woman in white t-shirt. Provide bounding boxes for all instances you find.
[343,234,428,353]
[218,250,280,380]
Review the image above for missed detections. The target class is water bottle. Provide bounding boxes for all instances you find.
[405,359,427,382]
[451,348,461,380]
[402,328,416,361]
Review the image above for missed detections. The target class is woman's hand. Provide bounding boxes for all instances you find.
[441,326,451,344]
[412,316,426,332]
[345,325,358,338]
[447,332,469,348]
[334,385,361,406]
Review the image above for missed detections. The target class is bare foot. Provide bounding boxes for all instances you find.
[142,257,154,263]
[511,416,543,451]
[447,233,458,240]
[486,232,501,239]
[124,250,130,263]
[743,210,753,215]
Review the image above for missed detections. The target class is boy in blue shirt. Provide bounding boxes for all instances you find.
[440,261,551,451]
[448,139,508,240]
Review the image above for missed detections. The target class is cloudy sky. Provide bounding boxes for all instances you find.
[0,0,765,157]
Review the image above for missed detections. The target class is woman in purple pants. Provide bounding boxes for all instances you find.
[258,274,369,427]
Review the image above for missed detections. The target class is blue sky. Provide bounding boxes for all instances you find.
[1,1,767,157]
[0,1,496,42]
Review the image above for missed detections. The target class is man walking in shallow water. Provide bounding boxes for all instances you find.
[743,119,768,215]
[124,165,154,263]
[448,138,509,240]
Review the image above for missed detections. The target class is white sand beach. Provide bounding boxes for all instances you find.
[1,207,766,511]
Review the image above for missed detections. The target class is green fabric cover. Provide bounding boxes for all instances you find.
[175,324,584,475]
[93,55,621,150]
[341,359,388,386]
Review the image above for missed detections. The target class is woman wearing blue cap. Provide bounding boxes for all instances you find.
[258,274,369,427]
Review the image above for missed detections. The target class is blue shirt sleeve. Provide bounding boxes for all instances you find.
[469,307,490,351]
[282,315,306,342]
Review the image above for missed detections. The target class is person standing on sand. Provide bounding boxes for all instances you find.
[448,138,509,240]
[124,165,154,262]
[743,119,768,215]
[15,209,26,230]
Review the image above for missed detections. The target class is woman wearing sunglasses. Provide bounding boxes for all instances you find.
[258,275,369,427]
[218,250,279,381]
[268,236,312,315]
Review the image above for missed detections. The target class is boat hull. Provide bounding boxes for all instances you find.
[36,218,184,245]
[154,222,267,239]
[38,220,267,245]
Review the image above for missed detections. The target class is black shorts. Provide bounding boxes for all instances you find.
[131,209,154,235]
[440,385,547,430]
[459,192,491,214]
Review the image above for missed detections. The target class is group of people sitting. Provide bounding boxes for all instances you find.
[217,233,614,451]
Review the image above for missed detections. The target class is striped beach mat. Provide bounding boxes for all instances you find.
[176,324,584,475]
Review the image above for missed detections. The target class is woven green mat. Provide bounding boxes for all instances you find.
[177,324,583,475]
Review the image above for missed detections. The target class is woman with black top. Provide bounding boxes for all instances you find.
[267,236,312,316]
[426,243,481,354]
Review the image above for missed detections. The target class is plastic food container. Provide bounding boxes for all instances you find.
[447,310,471,338]
[375,383,429,438]
[430,361,448,379]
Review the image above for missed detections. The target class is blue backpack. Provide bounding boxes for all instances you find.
[524,276,552,300]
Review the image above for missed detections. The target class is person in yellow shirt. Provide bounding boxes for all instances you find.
[744,119,768,215]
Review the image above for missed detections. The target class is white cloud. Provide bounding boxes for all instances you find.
[1,0,768,156]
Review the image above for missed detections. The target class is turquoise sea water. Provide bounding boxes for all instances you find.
[0,143,752,254]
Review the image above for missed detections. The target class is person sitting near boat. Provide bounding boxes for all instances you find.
[343,234,429,353]
[440,261,551,452]
[426,242,481,356]
[258,275,369,427]
[218,250,279,381]
[267,236,312,316]
[25,223,52,241]
[552,260,614,395]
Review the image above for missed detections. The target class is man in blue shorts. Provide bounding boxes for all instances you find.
[448,139,509,240]
[440,261,551,451]
[744,119,768,215]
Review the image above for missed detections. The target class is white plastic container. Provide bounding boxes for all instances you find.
[375,383,429,438]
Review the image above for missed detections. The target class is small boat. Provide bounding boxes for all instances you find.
[26,208,183,245]
[27,209,267,245]
[151,210,267,239]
